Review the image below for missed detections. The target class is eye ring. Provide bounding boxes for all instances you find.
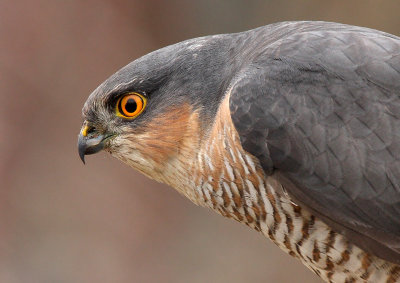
[116,93,146,118]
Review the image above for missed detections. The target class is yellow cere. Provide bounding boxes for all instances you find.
[81,125,89,137]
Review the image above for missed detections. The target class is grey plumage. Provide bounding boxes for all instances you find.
[230,21,400,263]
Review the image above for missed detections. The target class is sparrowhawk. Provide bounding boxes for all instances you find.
[78,21,400,282]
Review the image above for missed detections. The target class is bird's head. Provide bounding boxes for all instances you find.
[78,35,237,189]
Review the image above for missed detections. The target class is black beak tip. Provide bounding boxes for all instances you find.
[78,133,86,164]
[79,150,86,164]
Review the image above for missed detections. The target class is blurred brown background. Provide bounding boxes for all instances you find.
[1,1,399,282]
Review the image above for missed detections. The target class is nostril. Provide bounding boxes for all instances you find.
[81,123,97,137]
[86,125,96,135]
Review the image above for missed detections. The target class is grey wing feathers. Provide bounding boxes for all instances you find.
[230,23,400,263]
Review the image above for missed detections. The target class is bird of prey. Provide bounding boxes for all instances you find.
[78,21,400,282]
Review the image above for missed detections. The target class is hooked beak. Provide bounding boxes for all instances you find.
[78,123,108,164]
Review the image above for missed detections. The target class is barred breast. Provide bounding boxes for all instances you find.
[189,95,400,283]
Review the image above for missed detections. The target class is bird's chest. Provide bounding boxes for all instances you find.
[191,126,303,250]
[186,122,394,282]
[187,103,299,241]
[159,95,397,282]
[189,116,303,250]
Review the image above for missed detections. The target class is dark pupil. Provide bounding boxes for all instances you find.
[125,98,137,113]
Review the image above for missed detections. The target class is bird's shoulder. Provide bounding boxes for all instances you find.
[228,24,400,263]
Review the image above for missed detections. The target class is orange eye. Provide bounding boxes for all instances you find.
[117,93,146,118]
